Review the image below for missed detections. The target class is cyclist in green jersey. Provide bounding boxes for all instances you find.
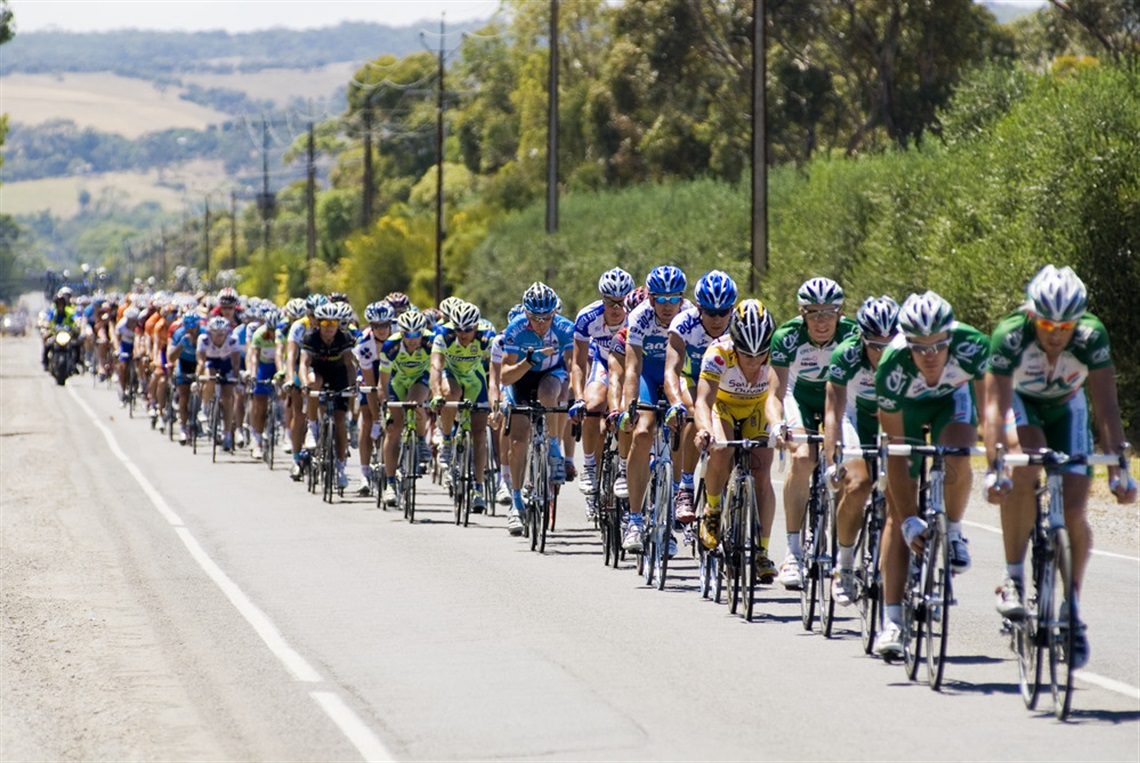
[984,265,1136,668]
[380,310,433,503]
[824,295,898,605]
[767,277,859,589]
[872,291,989,657]
[431,301,495,512]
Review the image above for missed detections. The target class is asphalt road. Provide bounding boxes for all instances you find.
[3,333,1138,761]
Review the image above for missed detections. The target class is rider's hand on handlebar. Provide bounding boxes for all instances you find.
[666,403,687,425]
[1110,473,1138,504]
[568,399,586,421]
[695,428,714,451]
[429,395,446,411]
[984,470,1013,504]
[825,461,846,489]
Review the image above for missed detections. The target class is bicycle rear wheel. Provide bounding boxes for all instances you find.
[924,513,951,690]
[799,496,818,631]
[654,460,673,590]
[857,499,883,655]
[1047,527,1074,720]
[210,398,221,463]
[322,424,335,504]
[902,555,924,680]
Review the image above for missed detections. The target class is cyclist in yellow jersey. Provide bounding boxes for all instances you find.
[694,300,779,579]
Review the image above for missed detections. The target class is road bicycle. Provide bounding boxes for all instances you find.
[786,422,837,637]
[630,400,679,590]
[482,422,500,518]
[997,445,1130,719]
[840,437,889,654]
[388,401,425,522]
[699,427,770,621]
[262,379,284,471]
[505,403,566,553]
[442,400,491,527]
[307,387,355,503]
[884,439,983,690]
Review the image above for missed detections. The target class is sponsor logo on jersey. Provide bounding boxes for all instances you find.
[1003,327,1023,351]
[956,340,985,360]
[990,354,1011,371]
[885,366,905,394]
[1091,346,1110,364]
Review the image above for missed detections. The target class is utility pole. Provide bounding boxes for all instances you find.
[230,191,238,270]
[434,14,446,307]
[261,119,271,255]
[362,106,374,229]
[307,121,317,263]
[750,0,768,292]
[203,197,211,286]
[546,0,559,234]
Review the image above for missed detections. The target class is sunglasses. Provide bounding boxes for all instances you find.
[907,338,951,356]
[863,338,892,351]
[801,307,841,321]
[653,295,682,305]
[738,350,770,360]
[1035,317,1077,333]
[602,298,626,309]
[527,311,555,321]
[701,306,732,318]
[403,331,422,339]
[457,327,477,334]
[318,319,339,328]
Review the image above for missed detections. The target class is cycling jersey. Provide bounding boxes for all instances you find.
[609,326,629,358]
[502,314,574,373]
[197,331,240,360]
[828,334,880,446]
[573,300,625,362]
[302,326,355,391]
[379,333,431,399]
[249,324,278,364]
[699,335,771,438]
[668,306,727,384]
[627,299,695,373]
[988,311,1111,404]
[770,316,860,417]
[432,322,494,377]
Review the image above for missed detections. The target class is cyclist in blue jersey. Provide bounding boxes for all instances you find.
[500,283,575,535]
[166,314,202,444]
[619,266,692,552]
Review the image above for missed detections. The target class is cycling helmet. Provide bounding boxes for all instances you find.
[625,286,649,312]
[598,267,635,299]
[284,298,306,321]
[646,265,686,295]
[206,315,230,334]
[694,270,738,310]
[439,296,465,323]
[898,291,955,337]
[314,303,339,322]
[507,303,526,324]
[261,308,280,328]
[328,291,349,303]
[452,301,481,331]
[124,306,140,320]
[729,299,776,356]
[397,309,427,336]
[421,308,441,329]
[855,295,900,337]
[385,292,410,312]
[797,277,844,306]
[523,282,559,314]
[305,293,328,313]
[182,315,201,331]
[55,287,73,300]
[1026,265,1087,323]
[217,286,239,307]
[335,302,355,323]
[364,301,395,324]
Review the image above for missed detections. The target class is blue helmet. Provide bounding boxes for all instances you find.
[646,265,686,295]
[856,295,899,337]
[507,303,526,324]
[694,270,738,310]
[364,301,394,324]
[305,293,328,313]
[182,314,201,331]
[523,282,559,314]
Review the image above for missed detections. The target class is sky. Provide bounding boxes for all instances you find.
[10,0,503,34]
[10,1,1050,35]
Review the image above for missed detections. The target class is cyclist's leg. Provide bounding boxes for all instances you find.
[698,411,733,549]
[626,376,660,523]
[933,386,978,572]
[1043,395,1095,593]
[781,397,816,564]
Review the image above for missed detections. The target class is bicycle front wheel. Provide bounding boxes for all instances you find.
[819,486,836,637]
[799,496,818,631]
[654,460,673,591]
[210,399,221,464]
[742,475,758,622]
[902,555,924,680]
[857,499,883,655]
[924,513,951,690]
[1047,527,1075,720]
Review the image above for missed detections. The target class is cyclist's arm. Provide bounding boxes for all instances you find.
[299,349,314,386]
[1087,365,1131,485]
[621,344,644,413]
[429,351,445,398]
[663,333,688,408]
[982,372,1014,468]
[195,348,206,377]
[693,377,719,442]
[488,361,502,409]
[973,377,987,437]
[229,350,241,378]
[880,409,918,519]
[245,345,258,375]
[286,339,300,378]
[607,351,625,411]
[823,380,847,466]
[501,351,535,386]
[571,338,590,400]
[765,365,788,434]
[343,347,358,379]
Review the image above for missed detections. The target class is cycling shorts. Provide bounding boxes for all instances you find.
[898,384,976,477]
[1008,391,1092,477]
[505,366,567,406]
[443,368,489,405]
[712,392,769,440]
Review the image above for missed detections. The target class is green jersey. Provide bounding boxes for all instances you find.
[250,324,278,363]
[770,316,859,410]
[828,334,878,417]
[988,311,1111,404]
[875,323,989,414]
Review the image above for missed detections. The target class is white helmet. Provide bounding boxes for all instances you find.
[729,299,776,356]
[452,302,481,331]
[898,291,955,337]
[1026,265,1087,322]
[597,267,635,299]
[797,277,844,306]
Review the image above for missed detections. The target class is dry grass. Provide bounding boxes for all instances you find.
[180,62,356,108]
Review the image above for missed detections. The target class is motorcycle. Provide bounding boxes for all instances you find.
[48,328,79,386]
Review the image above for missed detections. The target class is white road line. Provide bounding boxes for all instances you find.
[1076,671,1140,701]
[311,692,397,763]
[68,387,398,761]
[961,519,1140,563]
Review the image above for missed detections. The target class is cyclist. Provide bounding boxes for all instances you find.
[500,282,575,536]
[431,300,495,511]
[299,302,359,490]
[386,292,412,317]
[603,287,650,498]
[115,306,144,406]
[488,304,527,506]
[570,268,635,517]
[767,277,858,589]
[665,270,737,525]
[872,291,989,658]
[247,307,283,460]
[353,301,395,497]
[983,265,1136,668]
[197,315,242,452]
[380,309,433,504]
[824,295,899,605]
[287,294,325,480]
[695,299,779,580]
[166,314,201,443]
[619,266,691,553]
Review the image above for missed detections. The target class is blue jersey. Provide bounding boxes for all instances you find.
[627,298,694,380]
[573,299,625,363]
[169,327,198,361]
[502,314,575,372]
